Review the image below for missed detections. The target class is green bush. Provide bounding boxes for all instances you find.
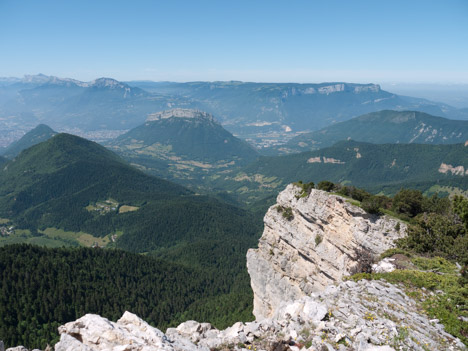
[397,213,467,264]
[294,181,315,198]
[317,180,335,192]
[392,189,424,218]
[282,207,294,221]
[361,196,382,215]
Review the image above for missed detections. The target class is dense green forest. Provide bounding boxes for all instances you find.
[0,245,254,349]
[213,140,468,203]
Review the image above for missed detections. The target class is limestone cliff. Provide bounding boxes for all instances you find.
[247,184,405,320]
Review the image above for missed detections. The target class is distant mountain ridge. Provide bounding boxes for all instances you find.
[2,74,468,148]
[2,124,57,159]
[128,80,468,140]
[275,110,468,154]
[0,74,159,132]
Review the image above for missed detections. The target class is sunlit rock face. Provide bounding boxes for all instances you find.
[247,184,405,320]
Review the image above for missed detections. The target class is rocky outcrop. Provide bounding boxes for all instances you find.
[54,311,201,351]
[247,184,406,320]
[439,163,468,176]
[55,279,465,351]
[146,109,215,122]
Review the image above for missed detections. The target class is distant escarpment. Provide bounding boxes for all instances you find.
[246,184,406,320]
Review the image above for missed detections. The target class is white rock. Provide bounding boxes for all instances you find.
[54,311,203,351]
[176,320,202,335]
[6,347,28,351]
[372,258,396,273]
[302,298,328,323]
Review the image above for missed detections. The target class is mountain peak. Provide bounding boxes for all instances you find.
[90,78,128,89]
[2,124,57,159]
[146,108,216,123]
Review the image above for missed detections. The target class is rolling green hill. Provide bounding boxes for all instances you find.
[106,109,259,188]
[276,110,468,154]
[0,134,264,349]
[213,140,468,203]
[1,124,57,159]
[0,133,261,264]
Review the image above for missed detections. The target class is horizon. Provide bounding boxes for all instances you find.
[1,0,467,84]
[4,72,468,87]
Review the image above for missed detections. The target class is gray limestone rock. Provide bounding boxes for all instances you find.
[247,184,406,320]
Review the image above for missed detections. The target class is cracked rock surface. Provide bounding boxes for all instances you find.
[247,184,405,319]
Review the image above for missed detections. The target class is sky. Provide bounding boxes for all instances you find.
[0,0,467,84]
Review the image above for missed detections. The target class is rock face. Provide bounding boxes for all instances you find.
[247,184,406,320]
[146,109,215,122]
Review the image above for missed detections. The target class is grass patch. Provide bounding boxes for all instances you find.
[411,256,458,274]
[0,229,79,248]
[77,233,110,247]
[41,228,110,247]
[119,205,139,213]
[0,218,10,224]
[0,227,112,248]
[380,248,413,259]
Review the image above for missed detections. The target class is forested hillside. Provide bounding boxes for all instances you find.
[213,140,468,203]
[106,109,259,187]
[277,110,468,154]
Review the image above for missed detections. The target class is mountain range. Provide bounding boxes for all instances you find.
[2,74,468,148]
[273,110,468,154]
[129,80,468,141]
[0,132,264,348]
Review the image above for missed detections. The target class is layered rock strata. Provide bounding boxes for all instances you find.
[247,184,406,320]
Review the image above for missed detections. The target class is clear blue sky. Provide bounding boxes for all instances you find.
[0,0,467,83]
